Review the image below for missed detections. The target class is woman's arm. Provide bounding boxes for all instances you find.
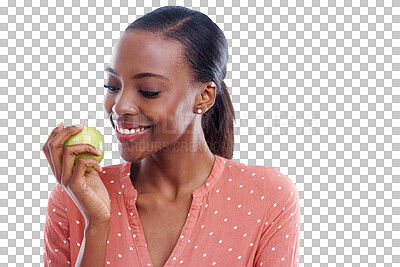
[43,185,71,267]
[254,168,301,266]
[75,222,111,267]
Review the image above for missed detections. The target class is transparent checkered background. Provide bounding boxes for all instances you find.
[0,0,399,266]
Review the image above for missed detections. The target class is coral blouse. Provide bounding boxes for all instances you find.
[43,154,300,266]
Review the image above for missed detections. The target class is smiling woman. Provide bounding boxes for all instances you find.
[43,5,300,267]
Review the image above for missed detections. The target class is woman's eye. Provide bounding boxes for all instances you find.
[140,90,160,98]
[104,85,119,93]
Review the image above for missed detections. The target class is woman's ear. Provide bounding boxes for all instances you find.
[194,81,217,114]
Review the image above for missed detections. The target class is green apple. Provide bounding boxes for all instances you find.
[63,126,105,171]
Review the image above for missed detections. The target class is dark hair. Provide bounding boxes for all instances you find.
[125,6,235,159]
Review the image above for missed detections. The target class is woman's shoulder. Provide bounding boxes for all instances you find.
[223,158,299,199]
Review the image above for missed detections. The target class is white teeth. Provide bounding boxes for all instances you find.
[116,125,149,135]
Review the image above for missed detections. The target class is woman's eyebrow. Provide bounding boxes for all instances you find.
[105,66,170,81]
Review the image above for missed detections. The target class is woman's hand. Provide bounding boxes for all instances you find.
[42,123,111,226]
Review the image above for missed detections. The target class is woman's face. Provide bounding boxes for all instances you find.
[103,30,202,163]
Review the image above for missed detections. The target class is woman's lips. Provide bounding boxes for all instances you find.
[115,125,151,143]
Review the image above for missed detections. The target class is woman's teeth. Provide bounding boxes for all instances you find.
[116,126,149,135]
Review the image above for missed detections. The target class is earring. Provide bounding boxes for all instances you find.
[197,108,202,114]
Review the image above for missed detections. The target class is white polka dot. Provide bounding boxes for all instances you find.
[188,239,191,243]
[180,260,184,263]
[218,240,222,243]
[133,234,136,238]
[52,209,56,212]
[278,225,282,229]
[110,180,114,183]
[203,253,207,257]
[201,224,204,228]
[248,211,251,215]
[282,207,285,210]
[119,191,121,194]
[296,223,298,227]
[212,262,216,265]
[238,204,241,208]
[49,260,51,263]
[261,196,264,199]
[252,172,255,176]
[206,182,209,186]
[205,204,208,207]
[63,240,66,244]
[224,218,228,222]
[285,234,289,238]
[291,191,293,195]
[278,174,281,177]
[194,245,198,249]
[233,226,237,229]
[272,247,275,251]
[118,254,122,257]
[122,185,125,188]
[67,261,70,264]
[130,212,133,216]
[265,221,269,225]
[228,248,232,251]
[180,235,184,238]
[106,261,110,264]
[291,213,293,216]
[241,168,244,171]
[173,256,176,260]
[227,197,231,200]
[293,245,295,249]
[243,233,247,237]
[216,189,220,193]
[59,222,62,225]
[76,220,80,224]
[77,243,80,247]
[209,232,213,235]
[54,249,58,252]
[107,240,110,244]
[281,257,285,261]
[239,184,243,188]
[118,233,121,237]
[261,176,265,180]
[130,247,133,250]
[214,210,218,214]
[278,186,281,190]
[228,178,232,181]
[250,190,254,193]
[102,170,106,173]
[118,212,122,215]
[238,256,242,259]
[250,243,254,246]
[127,173,130,176]
[128,226,131,230]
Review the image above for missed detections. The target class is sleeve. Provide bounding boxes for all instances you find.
[43,183,72,266]
[254,167,301,266]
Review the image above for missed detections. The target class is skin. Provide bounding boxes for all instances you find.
[103,31,217,266]
[103,29,217,202]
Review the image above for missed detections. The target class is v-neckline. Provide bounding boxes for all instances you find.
[120,154,226,266]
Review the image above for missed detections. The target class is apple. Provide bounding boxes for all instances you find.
[63,126,105,171]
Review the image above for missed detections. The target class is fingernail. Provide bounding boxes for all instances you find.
[76,124,84,128]
[99,165,103,171]
[57,122,63,128]
[96,148,102,154]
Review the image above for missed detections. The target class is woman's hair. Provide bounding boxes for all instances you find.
[125,6,235,159]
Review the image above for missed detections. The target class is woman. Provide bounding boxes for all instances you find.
[42,6,300,267]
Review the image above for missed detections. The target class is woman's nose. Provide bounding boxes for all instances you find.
[112,89,139,116]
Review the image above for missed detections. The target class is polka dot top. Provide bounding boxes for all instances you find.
[43,154,300,266]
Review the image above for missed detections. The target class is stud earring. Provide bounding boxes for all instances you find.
[197,108,202,114]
